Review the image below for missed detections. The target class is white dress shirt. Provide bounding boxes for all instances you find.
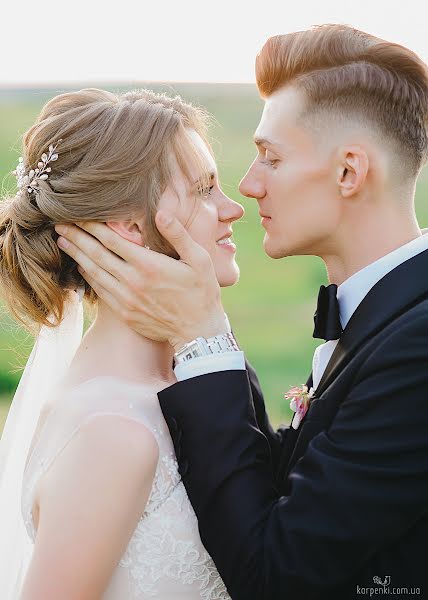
[175,234,428,386]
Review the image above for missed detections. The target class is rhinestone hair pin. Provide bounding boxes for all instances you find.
[13,139,62,196]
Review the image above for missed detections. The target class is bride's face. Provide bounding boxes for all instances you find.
[158,130,245,287]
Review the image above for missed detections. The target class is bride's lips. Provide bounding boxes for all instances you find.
[216,231,236,253]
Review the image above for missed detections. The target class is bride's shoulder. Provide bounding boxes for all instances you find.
[26,375,162,539]
[32,400,159,564]
[35,378,161,505]
[65,377,161,462]
[57,409,160,472]
[32,375,163,479]
[64,410,160,474]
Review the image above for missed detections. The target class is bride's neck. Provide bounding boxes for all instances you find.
[67,299,176,386]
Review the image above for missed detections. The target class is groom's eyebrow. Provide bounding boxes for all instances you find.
[253,136,280,149]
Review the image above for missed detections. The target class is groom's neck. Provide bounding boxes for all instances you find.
[321,202,421,286]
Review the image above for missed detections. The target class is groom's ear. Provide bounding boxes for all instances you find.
[106,220,146,246]
[336,145,369,198]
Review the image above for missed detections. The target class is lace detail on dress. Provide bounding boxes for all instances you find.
[119,449,230,600]
[21,377,230,599]
[143,454,181,516]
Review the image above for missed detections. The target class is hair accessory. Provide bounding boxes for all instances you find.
[13,139,62,196]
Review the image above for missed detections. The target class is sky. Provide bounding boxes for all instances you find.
[1,0,428,85]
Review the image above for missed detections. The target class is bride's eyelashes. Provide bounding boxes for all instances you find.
[197,184,215,198]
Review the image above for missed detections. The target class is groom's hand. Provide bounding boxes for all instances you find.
[54,211,228,351]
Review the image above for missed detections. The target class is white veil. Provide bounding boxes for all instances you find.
[0,288,84,598]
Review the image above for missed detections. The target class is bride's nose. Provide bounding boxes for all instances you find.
[219,193,245,223]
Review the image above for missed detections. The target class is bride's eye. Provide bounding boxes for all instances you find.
[198,184,214,198]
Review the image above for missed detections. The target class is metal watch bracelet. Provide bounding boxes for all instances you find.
[173,333,240,364]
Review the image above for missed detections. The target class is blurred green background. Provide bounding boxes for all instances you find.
[1,83,427,432]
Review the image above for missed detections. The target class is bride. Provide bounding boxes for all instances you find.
[0,88,244,599]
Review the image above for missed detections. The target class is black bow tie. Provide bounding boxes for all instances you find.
[313,284,343,341]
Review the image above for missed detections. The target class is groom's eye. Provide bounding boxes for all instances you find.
[261,158,280,168]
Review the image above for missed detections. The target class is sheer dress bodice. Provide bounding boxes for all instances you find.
[21,376,230,599]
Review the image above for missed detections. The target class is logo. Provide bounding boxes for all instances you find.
[373,576,391,588]
[356,575,421,596]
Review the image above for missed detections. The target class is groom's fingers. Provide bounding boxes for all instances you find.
[155,210,210,269]
[55,223,130,282]
[77,266,134,319]
[76,221,154,266]
[57,233,123,295]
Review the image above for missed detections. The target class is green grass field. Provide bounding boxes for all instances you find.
[1,83,427,433]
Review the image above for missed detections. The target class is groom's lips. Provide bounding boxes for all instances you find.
[259,211,272,226]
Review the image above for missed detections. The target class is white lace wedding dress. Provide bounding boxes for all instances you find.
[21,375,230,599]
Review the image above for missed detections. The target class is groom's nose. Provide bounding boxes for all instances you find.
[239,162,265,200]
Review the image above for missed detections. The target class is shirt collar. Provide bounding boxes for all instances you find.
[337,234,428,329]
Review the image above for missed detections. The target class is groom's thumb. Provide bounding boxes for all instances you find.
[156,210,204,266]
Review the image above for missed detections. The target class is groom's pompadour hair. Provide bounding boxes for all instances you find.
[256,24,428,175]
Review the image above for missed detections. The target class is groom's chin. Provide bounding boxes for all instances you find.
[263,237,289,260]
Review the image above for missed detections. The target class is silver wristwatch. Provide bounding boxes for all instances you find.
[174,333,240,364]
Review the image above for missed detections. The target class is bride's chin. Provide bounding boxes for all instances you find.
[217,266,240,288]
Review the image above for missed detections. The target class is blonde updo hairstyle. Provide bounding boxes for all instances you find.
[0,88,212,332]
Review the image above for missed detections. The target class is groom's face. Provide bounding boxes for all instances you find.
[239,85,343,259]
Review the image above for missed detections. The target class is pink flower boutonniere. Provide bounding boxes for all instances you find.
[284,384,315,430]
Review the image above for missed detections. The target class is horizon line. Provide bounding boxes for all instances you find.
[0,79,257,91]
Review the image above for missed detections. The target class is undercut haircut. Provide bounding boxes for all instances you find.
[256,25,428,176]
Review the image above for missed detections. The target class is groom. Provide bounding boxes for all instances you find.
[55,25,428,599]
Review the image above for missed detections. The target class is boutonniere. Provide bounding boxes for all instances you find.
[284,384,315,430]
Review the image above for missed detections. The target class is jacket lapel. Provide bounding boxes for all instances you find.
[315,247,428,396]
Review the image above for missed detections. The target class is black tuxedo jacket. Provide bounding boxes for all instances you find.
[159,249,428,600]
